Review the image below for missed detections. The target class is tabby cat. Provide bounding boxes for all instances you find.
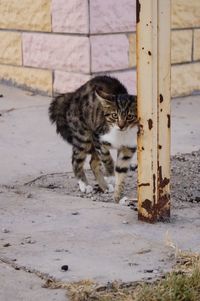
[49,76,137,202]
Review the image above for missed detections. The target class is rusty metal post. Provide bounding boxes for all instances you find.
[136,0,171,223]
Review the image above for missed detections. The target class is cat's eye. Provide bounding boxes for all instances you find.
[112,113,118,119]
[127,113,134,120]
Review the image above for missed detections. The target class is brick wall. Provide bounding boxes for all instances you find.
[171,0,200,97]
[0,0,199,97]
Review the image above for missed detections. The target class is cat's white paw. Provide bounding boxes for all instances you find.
[119,196,129,206]
[85,185,93,194]
[108,184,114,193]
[105,176,115,185]
[78,180,87,192]
[78,180,93,194]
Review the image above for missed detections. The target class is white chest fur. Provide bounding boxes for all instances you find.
[100,126,137,149]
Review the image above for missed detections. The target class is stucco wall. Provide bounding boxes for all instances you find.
[0,0,199,97]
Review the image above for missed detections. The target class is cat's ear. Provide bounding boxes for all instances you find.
[130,95,137,107]
[129,95,137,102]
[129,95,137,113]
[95,87,116,106]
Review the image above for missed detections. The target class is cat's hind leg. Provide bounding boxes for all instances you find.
[114,147,136,202]
[90,151,108,192]
[100,145,115,176]
[72,146,92,193]
[100,147,115,188]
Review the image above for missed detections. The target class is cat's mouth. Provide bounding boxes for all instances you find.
[117,121,138,131]
[117,127,127,132]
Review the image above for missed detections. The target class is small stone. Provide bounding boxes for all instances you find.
[153,269,159,274]
[0,94,3,97]
[26,193,33,198]
[55,249,69,253]
[122,220,129,224]
[137,249,151,255]
[22,237,36,244]
[144,269,154,273]
[2,228,10,233]
[61,265,69,271]
[71,212,79,215]
[27,239,36,244]
[128,262,139,266]
[25,91,35,96]
[3,243,11,247]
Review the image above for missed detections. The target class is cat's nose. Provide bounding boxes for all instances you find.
[118,121,125,129]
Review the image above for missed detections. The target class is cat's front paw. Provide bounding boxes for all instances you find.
[107,184,114,193]
[105,176,115,185]
[78,180,93,194]
[119,196,129,206]
[114,193,120,203]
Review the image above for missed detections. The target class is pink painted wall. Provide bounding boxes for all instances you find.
[22,0,136,95]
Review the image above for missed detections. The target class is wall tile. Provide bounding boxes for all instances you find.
[23,33,90,73]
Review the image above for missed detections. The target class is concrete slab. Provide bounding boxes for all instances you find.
[1,188,200,284]
[0,84,200,300]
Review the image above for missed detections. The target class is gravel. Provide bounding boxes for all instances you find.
[22,150,200,209]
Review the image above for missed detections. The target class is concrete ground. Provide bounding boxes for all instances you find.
[0,84,200,300]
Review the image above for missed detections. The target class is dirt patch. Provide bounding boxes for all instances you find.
[23,150,200,209]
[171,151,200,207]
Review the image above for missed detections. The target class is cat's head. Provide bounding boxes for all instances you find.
[96,88,138,131]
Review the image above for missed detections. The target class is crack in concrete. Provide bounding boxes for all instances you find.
[0,104,47,114]
[0,256,56,283]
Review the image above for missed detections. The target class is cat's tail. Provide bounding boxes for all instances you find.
[49,94,73,143]
[49,94,64,124]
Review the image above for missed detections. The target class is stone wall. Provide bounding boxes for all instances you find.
[171,0,200,97]
[0,0,199,97]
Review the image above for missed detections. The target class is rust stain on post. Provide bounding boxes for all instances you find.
[148,119,153,130]
[138,183,150,187]
[153,174,156,194]
[157,164,170,221]
[137,123,144,135]
[167,114,171,128]
[160,94,164,103]
[141,199,152,213]
[136,0,141,23]
[158,165,170,188]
